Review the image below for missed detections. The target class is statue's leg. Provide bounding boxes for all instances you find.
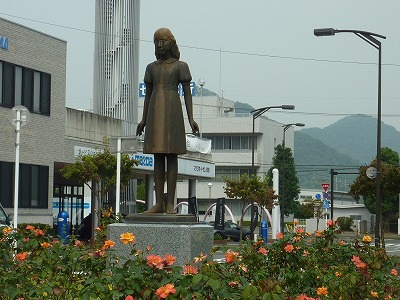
[144,154,165,213]
[165,154,178,214]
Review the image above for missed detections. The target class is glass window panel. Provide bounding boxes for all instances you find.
[40,73,51,115]
[232,136,240,149]
[3,62,14,107]
[33,71,40,113]
[240,136,249,149]
[214,136,223,150]
[23,68,33,110]
[223,136,231,149]
[31,166,39,207]
[14,66,22,106]
[250,136,256,150]
[0,61,3,105]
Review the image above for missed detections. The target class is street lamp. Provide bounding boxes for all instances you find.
[251,105,295,176]
[198,79,206,138]
[208,182,213,214]
[281,123,305,233]
[9,106,30,229]
[314,27,386,247]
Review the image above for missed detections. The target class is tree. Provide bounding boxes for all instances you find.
[349,147,400,225]
[224,174,277,242]
[267,144,302,217]
[60,138,137,232]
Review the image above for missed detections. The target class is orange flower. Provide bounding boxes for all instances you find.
[182,264,198,275]
[74,240,84,247]
[26,225,35,231]
[335,272,342,277]
[125,296,134,300]
[326,219,335,227]
[284,244,294,253]
[120,232,135,244]
[16,252,29,261]
[362,235,372,243]
[390,268,398,276]
[155,283,176,299]
[225,250,239,263]
[351,255,367,269]
[276,232,284,239]
[295,294,313,300]
[34,229,44,237]
[103,240,115,249]
[339,240,345,245]
[194,252,207,263]
[295,227,304,234]
[40,242,52,248]
[258,247,268,255]
[302,250,309,257]
[147,245,152,251]
[371,291,379,298]
[316,286,328,295]
[315,230,323,237]
[294,221,299,225]
[147,254,164,269]
[163,254,176,266]
[3,227,12,235]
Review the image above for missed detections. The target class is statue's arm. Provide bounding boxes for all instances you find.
[137,84,152,136]
[183,83,199,134]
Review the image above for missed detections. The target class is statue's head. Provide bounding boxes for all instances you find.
[154,28,180,60]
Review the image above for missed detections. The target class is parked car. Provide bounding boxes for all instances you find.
[0,203,12,227]
[208,221,252,242]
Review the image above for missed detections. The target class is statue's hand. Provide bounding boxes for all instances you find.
[190,120,199,134]
[136,121,145,136]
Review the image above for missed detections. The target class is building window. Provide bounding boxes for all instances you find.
[214,167,251,182]
[0,60,51,116]
[0,161,49,208]
[204,135,256,150]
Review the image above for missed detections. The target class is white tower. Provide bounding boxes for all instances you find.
[93,0,140,135]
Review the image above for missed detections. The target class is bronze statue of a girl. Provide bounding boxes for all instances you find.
[137,28,199,213]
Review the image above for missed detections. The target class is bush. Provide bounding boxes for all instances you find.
[1,217,399,299]
[336,216,354,231]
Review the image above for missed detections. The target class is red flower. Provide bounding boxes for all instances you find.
[125,295,134,300]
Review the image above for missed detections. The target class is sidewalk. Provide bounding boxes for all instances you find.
[338,231,400,241]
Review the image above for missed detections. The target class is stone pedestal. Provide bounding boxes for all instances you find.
[107,219,214,266]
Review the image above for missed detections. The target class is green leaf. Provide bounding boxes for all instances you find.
[208,278,221,290]
[192,274,203,285]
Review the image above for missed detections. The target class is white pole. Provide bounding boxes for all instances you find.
[272,168,280,239]
[115,138,121,215]
[13,110,21,229]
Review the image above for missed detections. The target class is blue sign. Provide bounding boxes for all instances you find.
[315,193,321,200]
[134,154,153,167]
[0,36,9,50]
[139,82,197,97]
[322,199,330,209]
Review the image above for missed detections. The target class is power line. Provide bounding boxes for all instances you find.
[1,12,400,68]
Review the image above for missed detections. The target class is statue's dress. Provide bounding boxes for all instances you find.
[143,58,192,155]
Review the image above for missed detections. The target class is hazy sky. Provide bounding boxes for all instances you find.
[2,0,400,130]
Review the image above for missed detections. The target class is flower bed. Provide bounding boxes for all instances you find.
[0,219,399,299]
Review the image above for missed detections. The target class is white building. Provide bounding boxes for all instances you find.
[93,0,140,135]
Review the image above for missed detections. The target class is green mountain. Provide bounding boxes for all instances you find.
[299,115,400,164]
[294,131,361,190]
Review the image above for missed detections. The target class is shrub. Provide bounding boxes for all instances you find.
[0,217,399,299]
[336,216,354,231]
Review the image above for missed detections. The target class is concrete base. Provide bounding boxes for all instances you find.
[107,222,214,266]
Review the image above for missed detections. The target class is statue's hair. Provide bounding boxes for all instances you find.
[154,28,180,60]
